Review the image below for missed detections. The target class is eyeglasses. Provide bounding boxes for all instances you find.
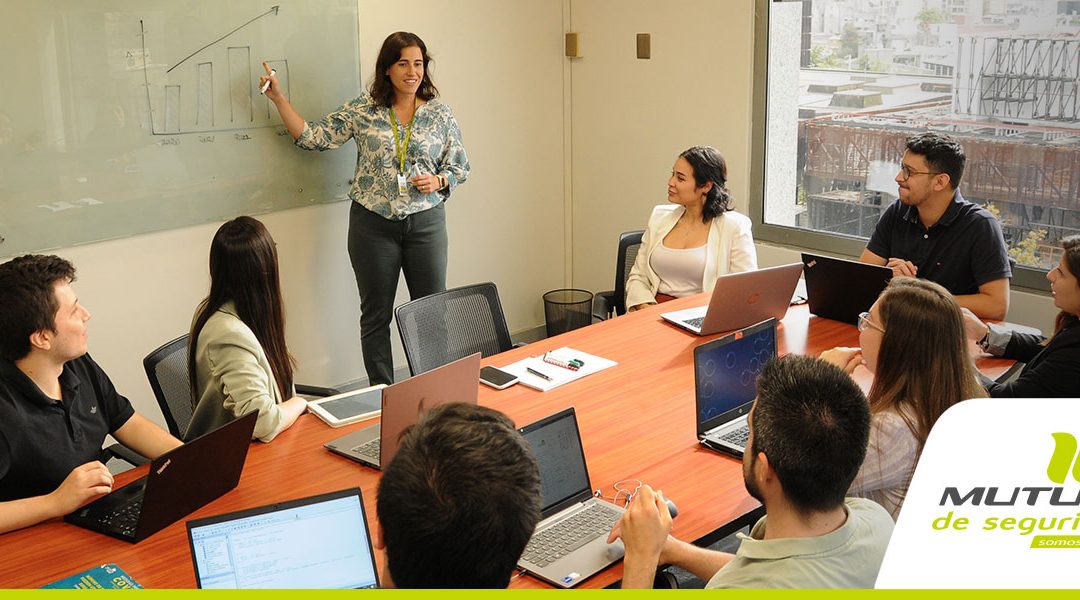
[897,165,942,182]
[857,311,885,333]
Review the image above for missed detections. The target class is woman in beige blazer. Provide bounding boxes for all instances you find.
[186,217,306,442]
[625,146,757,312]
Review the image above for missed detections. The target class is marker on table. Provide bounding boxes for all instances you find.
[260,69,276,95]
[526,366,553,382]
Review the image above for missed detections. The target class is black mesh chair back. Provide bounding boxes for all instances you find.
[595,230,646,319]
[395,282,513,376]
[143,334,194,439]
[614,230,645,316]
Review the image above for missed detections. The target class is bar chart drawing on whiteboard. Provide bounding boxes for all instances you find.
[139,5,291,135]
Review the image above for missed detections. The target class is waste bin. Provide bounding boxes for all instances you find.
[543,289,594,337]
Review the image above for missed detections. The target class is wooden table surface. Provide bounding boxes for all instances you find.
[0,298,1014,589]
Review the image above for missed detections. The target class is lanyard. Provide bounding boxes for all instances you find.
[389,99,417,173]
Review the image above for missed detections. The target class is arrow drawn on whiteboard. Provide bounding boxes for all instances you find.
[166,5,280,74]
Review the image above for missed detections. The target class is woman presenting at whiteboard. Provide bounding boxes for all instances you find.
[261,32,469,386]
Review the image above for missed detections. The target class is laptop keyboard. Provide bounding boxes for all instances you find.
[521,502,623,568]
[720,424,750,448]
[682,316,705,329]
[350,438,380,461]
[95,498,143,537]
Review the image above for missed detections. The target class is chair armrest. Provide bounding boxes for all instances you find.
[296,383,341,398]
[594,291,615,321]
[105,443,149,467]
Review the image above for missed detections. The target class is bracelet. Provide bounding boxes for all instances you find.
[439,174,447,190]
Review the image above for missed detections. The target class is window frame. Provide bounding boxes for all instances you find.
[747,0,1051,293]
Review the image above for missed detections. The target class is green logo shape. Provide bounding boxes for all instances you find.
[1048,433,1080,484]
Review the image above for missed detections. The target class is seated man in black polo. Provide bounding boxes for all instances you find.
[0,255,181,534]
[860,131,1011,320]
[375,402,541,588]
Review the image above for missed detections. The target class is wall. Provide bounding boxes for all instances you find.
[8,0,568,427]
[567,0,758,295]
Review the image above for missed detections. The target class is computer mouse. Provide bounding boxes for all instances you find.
[665,497,679,519]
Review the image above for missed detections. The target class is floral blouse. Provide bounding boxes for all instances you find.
[295,93,470,220]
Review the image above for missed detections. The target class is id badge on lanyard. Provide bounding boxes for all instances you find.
[390,103,416,198]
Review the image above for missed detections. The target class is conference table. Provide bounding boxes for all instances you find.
[0,296,1015,589]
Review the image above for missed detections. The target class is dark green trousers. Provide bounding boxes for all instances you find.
[347,201,447,385]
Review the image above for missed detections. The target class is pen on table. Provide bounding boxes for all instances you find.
[526,366,553,381]
[260,69,276,95]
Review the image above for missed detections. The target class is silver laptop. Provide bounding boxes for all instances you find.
[695,318,777,458]
[187,488,379,589]
[516,407,626,588]
[324,353,481,469]
[661,263,802,335]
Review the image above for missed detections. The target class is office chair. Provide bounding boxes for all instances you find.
[395,282,514,376]
[143,334,339,440]
[594,230,645,320]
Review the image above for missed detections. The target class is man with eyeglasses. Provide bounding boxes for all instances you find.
[859,131,1011,320]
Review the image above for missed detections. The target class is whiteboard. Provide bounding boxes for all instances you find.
[0,0,360,255]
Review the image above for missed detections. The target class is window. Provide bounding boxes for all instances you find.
[751,0,1080,289]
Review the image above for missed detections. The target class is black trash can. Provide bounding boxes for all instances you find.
[543,289,594,337]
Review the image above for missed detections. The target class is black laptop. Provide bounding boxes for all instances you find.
[801,253,892,325]
[65,411,257,543]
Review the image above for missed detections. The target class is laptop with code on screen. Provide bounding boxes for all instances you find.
[694,318,777,458]
[186,488,379,589]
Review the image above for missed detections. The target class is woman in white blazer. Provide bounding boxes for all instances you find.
[625,146,757,312]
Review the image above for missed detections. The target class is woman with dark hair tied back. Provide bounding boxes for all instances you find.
[962,235,1080,398]
[821,278,986,519]
[186,217,306,442]
[260,32,469,385]
[625,146,756,312]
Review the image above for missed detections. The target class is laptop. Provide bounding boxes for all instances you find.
[801,253,892,325]
[695,318,777,458]
[65,410,257,543]
[660,263,802,335]
[324,352,481,469]
[186,488,379,589]
[517,407,626,588]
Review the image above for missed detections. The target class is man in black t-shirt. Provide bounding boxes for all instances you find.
[0,255,181,534]
[860,132,1011,320]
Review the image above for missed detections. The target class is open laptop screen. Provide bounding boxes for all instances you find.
[695,319,777,431]
[519,408,592,519]
[187,488,378,589]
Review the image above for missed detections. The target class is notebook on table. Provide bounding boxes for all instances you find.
[660,263,802,336]
[65,410,257,543]
[801,253,892,325]
[186,488,379,589]
[695,318,777,458]
[516,407,626,588]
[324,352,481,470]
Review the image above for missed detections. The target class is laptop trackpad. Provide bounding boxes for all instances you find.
[542,537,624,587]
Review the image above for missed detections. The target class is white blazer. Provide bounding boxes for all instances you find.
[625,204,757,310]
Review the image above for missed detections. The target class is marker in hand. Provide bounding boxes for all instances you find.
[260,62,276,95]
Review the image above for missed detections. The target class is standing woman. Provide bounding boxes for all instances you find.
[187,217,306,442]
[821,278,985,519]
[962,235,1080,398]
[261,32,469,385]
[625,146,756,312]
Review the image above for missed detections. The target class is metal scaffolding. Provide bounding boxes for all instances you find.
[956,36,1080,123]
